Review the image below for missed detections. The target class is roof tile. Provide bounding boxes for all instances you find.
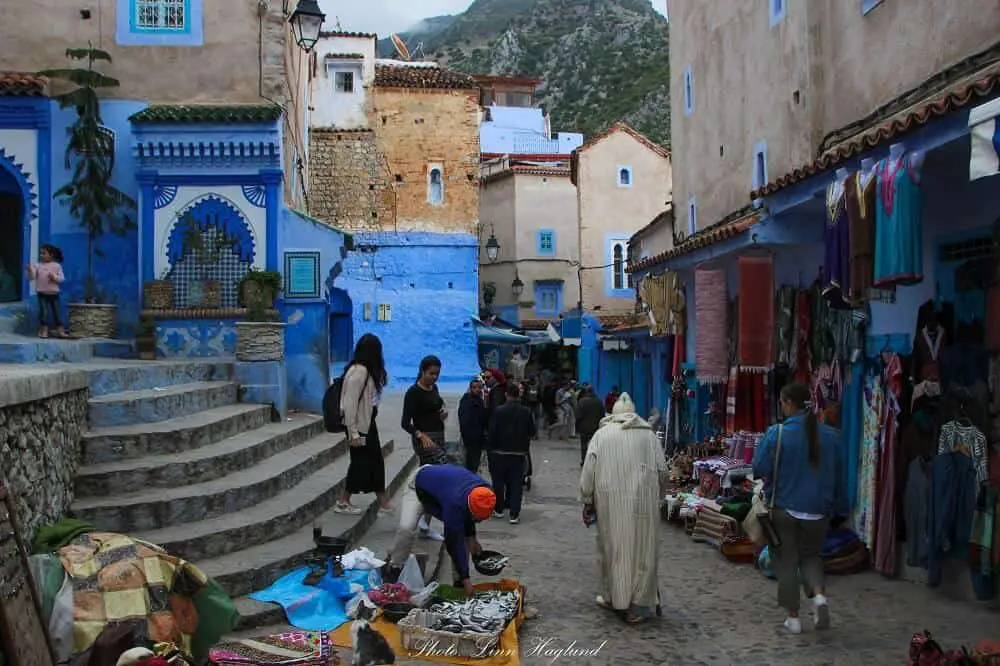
[629,207,760,272]
[573,122,670,160]
[0,73,48,97]
[129,105,282,124]
[374,64,476,90]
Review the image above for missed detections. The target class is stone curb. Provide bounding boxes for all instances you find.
[87,380,239,428]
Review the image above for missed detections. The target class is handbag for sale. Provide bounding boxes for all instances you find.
[742,425,783,548]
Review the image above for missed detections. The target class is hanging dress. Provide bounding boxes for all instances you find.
[845,171,877,302]
[823,180,851,306]
[874,354,903,576]
[854,371,884,549]
[874,154,923,287]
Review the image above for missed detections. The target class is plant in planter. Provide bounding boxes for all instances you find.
[143,276,173,310]
[235,269,285,362]
[178,214,239,309]
[135,315,157,360]
[40,45,136,338]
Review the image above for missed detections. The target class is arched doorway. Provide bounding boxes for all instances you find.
[0,158,29,303]
[329,288,354,373]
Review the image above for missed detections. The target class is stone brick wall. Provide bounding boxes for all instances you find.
[0,390,88,545]
[373,88,481,234]
[308,129,394,232]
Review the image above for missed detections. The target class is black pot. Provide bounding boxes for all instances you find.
[381,602,415,624]
[472,550,508,576]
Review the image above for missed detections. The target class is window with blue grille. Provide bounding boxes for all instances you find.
[117,0,203,46]
[536,229,555,256]
[534,283,562,316]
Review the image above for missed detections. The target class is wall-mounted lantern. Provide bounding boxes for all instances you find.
[511,273,524,298]
[485,233,500,263]
[287,0,326,53]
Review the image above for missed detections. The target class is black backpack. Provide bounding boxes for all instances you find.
[323,367,367,433]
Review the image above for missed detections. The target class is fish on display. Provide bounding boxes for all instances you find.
[428,590,519,634]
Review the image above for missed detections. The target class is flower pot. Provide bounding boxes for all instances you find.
[143,280,174,310]
[68,303,116,339]
[240,280,277,309]
[235,321,285,362]
[187,279,221,309]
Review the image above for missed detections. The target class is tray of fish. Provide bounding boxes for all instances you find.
[427,590,520,634]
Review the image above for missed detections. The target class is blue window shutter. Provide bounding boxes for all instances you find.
[770,0,786,26]
[536,229,555,255]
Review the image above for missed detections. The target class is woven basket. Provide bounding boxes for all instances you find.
[143,280,173,309]
[398,610,502,659]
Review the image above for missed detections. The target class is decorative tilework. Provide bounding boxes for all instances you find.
[155,319,237,358]
[152,185,178,209]
[241,184,267,208]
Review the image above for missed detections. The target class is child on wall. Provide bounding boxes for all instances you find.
[26,244,68,339]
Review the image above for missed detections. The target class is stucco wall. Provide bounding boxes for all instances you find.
[308,129,393,232]
[373,88,481,235]
[0,368,89,545]
[479,175,518,309]
[577,130,672,313]
[284,33,312,208]
[2,0,288,104]
[668,0,1000,234]
[311,36,378,129]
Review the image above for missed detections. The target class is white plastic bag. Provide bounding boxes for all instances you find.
[410,582,440,607]
[342,547,386,570]
[397,554,425,592]
[346,590,377,619]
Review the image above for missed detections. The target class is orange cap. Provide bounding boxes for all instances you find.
[467,486,497,520]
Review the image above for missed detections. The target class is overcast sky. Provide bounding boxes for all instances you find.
[319,0,668,37]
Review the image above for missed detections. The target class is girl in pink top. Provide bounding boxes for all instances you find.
[26,244,68,338]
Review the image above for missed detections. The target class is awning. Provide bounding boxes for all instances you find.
[546,317,582,347]
[969,97,1000,180]
[473,318,531,345]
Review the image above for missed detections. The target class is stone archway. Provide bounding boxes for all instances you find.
[0,149,35,303]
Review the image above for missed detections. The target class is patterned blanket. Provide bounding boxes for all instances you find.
[58,532,238,661]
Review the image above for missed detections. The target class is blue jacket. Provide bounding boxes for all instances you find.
[414,464,491,581]
[752,412,848,517]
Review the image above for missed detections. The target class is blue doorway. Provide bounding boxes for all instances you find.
[0,167,24,303]
[329,287,354,375]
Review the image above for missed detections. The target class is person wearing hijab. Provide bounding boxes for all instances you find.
[389,464,496,597]
[580,393,668,624]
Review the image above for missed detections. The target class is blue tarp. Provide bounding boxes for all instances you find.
[249,566,381,631]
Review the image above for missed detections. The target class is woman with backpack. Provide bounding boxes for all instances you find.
[335,334,393,515]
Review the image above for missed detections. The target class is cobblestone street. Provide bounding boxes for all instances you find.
[466,435,999,666]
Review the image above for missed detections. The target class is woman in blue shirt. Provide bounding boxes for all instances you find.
[752,382,847,635]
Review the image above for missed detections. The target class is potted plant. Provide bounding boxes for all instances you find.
[178,214,237,309]
[136,315,157,360]
[40,45,136,338]
[235,269,285,362]
[143,277,173,310]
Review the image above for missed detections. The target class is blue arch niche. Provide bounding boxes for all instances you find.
[0,149,37,302]
[164,195,256,308]
[329,287,354,367]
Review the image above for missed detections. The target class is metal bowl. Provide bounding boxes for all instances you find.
[314,535,349,556]
[472,550,508,576]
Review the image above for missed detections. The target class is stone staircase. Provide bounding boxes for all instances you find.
[29,351,421,629]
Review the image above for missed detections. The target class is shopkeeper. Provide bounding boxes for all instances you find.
[389,464,497,596]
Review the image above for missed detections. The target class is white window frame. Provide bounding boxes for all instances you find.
[134,0,186,31]
[687,197,697,236]
[617,165,633,188]
[769,0,786,27]
[612,243,626,291]
[334,70,355,94]
[427,164,444,205]
[683,67,694,116]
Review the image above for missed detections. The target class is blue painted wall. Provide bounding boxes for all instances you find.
[278,208,346,414]
[337,231,480,393]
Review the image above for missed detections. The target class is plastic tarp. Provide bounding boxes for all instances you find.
[249,566,381,632]
[473,318,531,345]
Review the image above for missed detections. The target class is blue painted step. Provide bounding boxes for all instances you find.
[0,335,134,363]
[88,380,239,428]
[87,360,233,397]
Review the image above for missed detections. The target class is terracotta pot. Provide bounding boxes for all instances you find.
[143,280,173,309]
[235,321,285,362]
[67,303,116,339]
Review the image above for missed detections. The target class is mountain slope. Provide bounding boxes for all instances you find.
[379,0,671,147]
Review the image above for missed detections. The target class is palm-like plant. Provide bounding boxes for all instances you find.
[39,45,137,304]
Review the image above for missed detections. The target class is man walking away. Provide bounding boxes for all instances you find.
[458,379,488,472]
[541,380,557,431]
[580,393,668,624]
[487,383,536,524]
[576,387,606,466]
[604,386,621,414]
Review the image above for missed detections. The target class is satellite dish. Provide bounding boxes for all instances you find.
[390,33,411,61]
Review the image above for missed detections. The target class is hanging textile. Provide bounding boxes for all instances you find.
[640,272,673,337]
[853,371,884,549]
[845,171,877,302]
[874,353,903,576]
[737,255,775,371]
[776,285,796,367]
[791,289,812,384]
[694,268,728,384]
[735,370,768,433]
[823,180,851,306]
[874,153,923,287]
[841,360,864,513]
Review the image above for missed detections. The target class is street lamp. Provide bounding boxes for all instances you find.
[485,233,500,263]
[511,273,524,298]
[288,0,326,53]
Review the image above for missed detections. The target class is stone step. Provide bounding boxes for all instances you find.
[72,429,350,532]
[75,414,325,497]
[86,360,234,397]
[133,438,398,565]
[195,446,418,602]
[87,380,239,428]
[81,403,273,465]
[229,456,443,630]
[0,335,133,364]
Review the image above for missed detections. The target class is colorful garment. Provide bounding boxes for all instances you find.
[853,373,884,549]
[823,181,851,303]
[874,354,902,576]
[209,630,335,665]
[845,172,877,302]
[874,154,923,287]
